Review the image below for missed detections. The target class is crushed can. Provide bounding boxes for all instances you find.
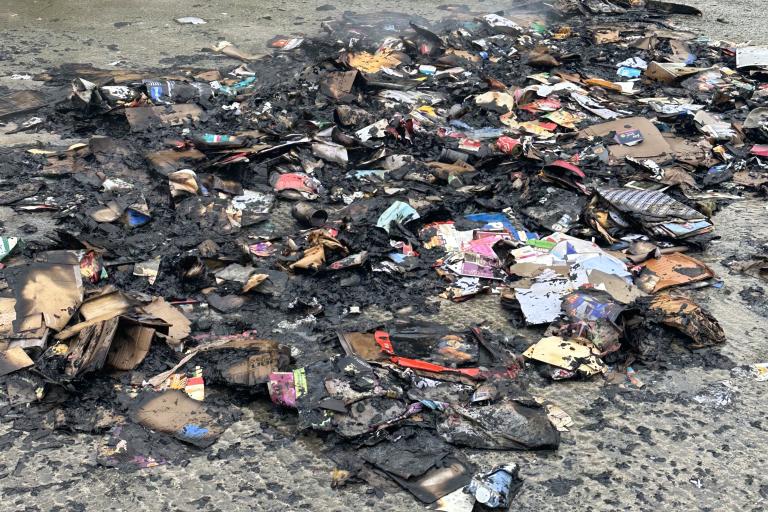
[465,463,520,509]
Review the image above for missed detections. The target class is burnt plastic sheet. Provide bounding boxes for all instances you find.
[282,355,410,435]
[388,455,474,504]
[332,396,410,438]
[436,399,560,450]
[388,324,479,367]
[358,427,451,479]
[357,428,476,504]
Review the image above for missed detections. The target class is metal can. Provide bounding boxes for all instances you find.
[291,202,328,227]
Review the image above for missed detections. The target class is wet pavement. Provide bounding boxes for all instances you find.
[1,1,768,512]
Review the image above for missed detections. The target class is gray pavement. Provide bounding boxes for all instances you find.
[0,0,766,77]
[1,1,768,511]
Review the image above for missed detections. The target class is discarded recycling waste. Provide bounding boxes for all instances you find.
[1,0,757,506]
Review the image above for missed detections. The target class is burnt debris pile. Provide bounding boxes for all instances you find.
[1,0,765,508]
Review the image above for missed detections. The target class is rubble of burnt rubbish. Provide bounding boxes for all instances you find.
[3,0,767,508]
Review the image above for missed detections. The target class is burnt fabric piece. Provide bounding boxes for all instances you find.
[594,187,713,240]
[597,188,705,222]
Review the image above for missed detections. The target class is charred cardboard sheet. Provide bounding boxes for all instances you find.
[0,298,17,337]
[61,315,121,378]
[729,256,768,281]
[195,336,291,386]
[0,90,49,120]
[522,336,606,376]
[580,117,671,160]
[146,148,207,176]
[48,290,159,378]
[33,63,149,83]
[320,70,360,102]
[131,390,223,448]
[337,331,389,361]
[106,319,155,371]
[7,251,84,333]
[55,290,135,338]
[138,297,191,346]
[79,289,134,320]
[0,345,35,377]
[125,104,203,131]
[644,62,703,83]
[636,252,715,293]
[663,133,710,165]
[647,293,726,348]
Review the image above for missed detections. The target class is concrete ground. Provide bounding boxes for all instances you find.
[1,1,768,511]
[0,0,766,77]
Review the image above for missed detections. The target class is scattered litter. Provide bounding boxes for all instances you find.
[175,17,207,25]
[751,363,768,381]
[692,381,737,408]
[731,362,768,381]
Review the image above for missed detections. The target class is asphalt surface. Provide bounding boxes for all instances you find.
[1,1,768,511]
